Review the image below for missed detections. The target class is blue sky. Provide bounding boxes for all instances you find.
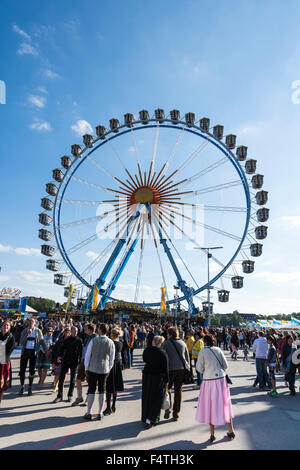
[1,0,300,315]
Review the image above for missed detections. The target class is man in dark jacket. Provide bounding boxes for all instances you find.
[53,326,83,403]
[161,327,190,422]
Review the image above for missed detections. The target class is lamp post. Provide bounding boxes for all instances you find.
[194,246,223,328]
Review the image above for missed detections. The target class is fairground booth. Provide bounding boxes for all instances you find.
[0,288,28,318]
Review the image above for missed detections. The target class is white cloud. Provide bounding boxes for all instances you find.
[281,216,300,228]
[17,42,38,56]
[29,119,52,132]
[0,242,41,256]
[14,247,41,256]
[12,24,31,41]
[252,270,300,286]
[64,19,80,34]
[17,270,53,284]
[181,58,210,81]
[86,251,100,260]
[37,86,47,94]
[174,257,184,267]
[28,94,46,108]
[71,119,93,136]
[0,243,13,252]
[0,276,10,282]
[43,69,60,79]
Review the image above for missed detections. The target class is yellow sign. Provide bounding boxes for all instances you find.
[92,285,99,310]
[161,286,166,314]
[66,283,74,312]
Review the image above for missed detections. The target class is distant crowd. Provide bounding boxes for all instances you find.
[1,316,300,443]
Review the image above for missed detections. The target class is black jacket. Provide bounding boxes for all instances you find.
[59,336,83,366]
[143,346,169,383]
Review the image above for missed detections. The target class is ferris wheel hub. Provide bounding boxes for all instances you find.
[131,186,162,205]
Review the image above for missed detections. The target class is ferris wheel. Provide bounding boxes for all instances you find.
[38,109,269,313]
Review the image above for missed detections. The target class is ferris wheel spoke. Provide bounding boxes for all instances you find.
[148,128,185,189]
[152,208,199,289]
[160,203,246,213]
[130,127,142,169]
[179,156,228,188]
[61,199,112,206]
[179,180,243,200]
[80,238,119,279]
[65,207,129,255]
[164,127,186,171]
[147,123,160,185]
[134,221,146,303]
[59,211,113,230]
[71,175,118,194]
[149,221,169,302]
[154,205,242,242]
[86,155,121,185]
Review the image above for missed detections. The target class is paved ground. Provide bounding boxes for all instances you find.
[1,348,300,450]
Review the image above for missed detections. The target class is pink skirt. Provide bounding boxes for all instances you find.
[195,376,234,426]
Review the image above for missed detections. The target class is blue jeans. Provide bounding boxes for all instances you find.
[256,358,271,388]
[194,359,203,386]
[128,348,133,367]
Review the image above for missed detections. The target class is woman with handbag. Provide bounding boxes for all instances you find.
[142,335,169,429]
[195,334,235,443]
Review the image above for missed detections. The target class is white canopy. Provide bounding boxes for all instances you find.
[25,305,38,313]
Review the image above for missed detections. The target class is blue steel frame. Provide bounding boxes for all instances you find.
[84,208,141,309]
[52,118,251,308]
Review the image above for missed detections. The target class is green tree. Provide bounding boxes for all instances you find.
[211,315,220,327]
[27,297,56,313]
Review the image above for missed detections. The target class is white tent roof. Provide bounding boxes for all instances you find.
[26,305,38,313]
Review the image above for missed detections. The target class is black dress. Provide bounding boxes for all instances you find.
[141,346,169,424]
[106,340,124,393]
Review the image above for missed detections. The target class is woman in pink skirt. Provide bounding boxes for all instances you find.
[195,334,235,443]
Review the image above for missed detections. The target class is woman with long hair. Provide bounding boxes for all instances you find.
[195,334,235,443]
[0,320,15,406]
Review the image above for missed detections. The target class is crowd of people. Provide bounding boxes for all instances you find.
[1,316,300,443]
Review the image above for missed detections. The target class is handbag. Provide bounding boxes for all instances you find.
[208,347,233,385]
[161,393,171,410]
[169,339,194,385]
